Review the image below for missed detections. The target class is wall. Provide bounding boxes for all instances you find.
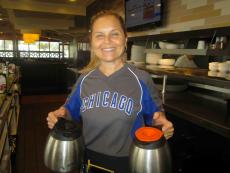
[129,0,230,37]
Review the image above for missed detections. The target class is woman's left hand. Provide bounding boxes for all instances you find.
[153,112,174,139]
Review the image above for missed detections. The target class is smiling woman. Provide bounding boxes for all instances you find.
[47,10,174,173]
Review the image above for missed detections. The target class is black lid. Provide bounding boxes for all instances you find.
[51,118,82,141]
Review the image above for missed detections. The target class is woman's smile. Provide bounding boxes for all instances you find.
[102,47,115,52]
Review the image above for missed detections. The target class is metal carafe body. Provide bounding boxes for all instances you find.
[130,127,172,173]
[44,118,84,173]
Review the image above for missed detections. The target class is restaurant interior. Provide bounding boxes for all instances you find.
[0,0,230,173]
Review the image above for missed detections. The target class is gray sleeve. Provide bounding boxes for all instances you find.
[146,74,164,112]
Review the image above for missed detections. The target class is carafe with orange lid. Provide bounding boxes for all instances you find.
[129,127,172,173]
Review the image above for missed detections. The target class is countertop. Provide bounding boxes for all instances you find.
[137,64,230,89]
[134,64,230,138]
[164,92,230,138]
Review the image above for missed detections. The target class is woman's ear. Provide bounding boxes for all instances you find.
[125,37,128,50]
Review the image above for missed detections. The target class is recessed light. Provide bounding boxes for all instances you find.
[157,3,161,7]
[69,0,76,2]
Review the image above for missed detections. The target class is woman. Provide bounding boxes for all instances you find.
[47,10,174,173]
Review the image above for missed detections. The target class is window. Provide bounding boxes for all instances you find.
[39,41,49,51]
[18,41,29,51]
[5,40,13,50]
[0,39,70,59]
[0,40,14,57]
[29,42,39,51]
[0,40,4,50]
[50,42,59,51]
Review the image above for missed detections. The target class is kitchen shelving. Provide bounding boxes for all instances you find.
[145,48,207,56]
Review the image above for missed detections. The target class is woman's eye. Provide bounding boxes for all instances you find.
[111,32,119,37]
[95,34,104,39]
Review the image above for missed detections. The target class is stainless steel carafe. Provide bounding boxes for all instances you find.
[44,118,84,173]
[129,127,172,173]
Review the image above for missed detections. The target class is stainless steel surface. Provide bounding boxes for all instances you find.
[162,75,168,104]
[130,143,171,173]
[150,74,168,103]
[188,82,230,94]
[44,134,84,173]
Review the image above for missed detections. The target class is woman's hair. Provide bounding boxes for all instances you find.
[79,10,127,74]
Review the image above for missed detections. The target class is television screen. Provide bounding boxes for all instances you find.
[125,0,162,31]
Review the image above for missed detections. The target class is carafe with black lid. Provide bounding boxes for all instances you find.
[129,127,172,173]
[44,118,84,173]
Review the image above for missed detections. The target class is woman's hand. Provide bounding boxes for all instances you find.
[47,106,67,129]
[153,112,174,139]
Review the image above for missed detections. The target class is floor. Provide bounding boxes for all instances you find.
[12,94,68,173]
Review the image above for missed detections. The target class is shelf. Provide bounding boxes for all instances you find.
[145,48,207,55]
[128,26,230,41]
[206,49,230,56]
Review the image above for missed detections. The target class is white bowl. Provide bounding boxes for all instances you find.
[146,53,162,64]
[209,62,219,71]
[208,71,218,77]
[217,72,228,78]
[165,43,179,49]
[158,59,175,66]
[218,62,228,72]
[159,41,166,49]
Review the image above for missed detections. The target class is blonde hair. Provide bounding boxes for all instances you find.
[79,10,127,74]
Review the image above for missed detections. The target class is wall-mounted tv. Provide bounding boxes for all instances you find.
[125,0,163,31]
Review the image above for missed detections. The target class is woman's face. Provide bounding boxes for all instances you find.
[91,15,127,63]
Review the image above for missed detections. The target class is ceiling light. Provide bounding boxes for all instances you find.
[69,0,76,2]
[23,33,40,44]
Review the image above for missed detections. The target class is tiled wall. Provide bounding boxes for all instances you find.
[128,0,230,37]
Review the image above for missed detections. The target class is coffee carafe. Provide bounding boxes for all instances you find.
[129,127,172,173]
[44,118,84,173]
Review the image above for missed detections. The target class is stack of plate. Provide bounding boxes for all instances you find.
[146,53,162,65]
[131,45,145,63]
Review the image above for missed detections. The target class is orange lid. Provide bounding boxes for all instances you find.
[135,127,163,142]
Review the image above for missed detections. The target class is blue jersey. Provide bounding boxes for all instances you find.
[64,63,163,157]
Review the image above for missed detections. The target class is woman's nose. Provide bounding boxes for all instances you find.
[104,35,111,43]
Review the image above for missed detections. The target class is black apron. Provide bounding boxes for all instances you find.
[83,148,130,173]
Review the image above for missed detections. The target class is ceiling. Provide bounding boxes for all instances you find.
[0,0,96,42]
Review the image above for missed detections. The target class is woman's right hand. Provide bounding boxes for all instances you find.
[47,106,67,129]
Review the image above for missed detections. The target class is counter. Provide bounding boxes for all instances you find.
[135,64,230,138]
[139,65,230,89]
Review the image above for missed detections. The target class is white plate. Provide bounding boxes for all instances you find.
[158,65,175,69]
